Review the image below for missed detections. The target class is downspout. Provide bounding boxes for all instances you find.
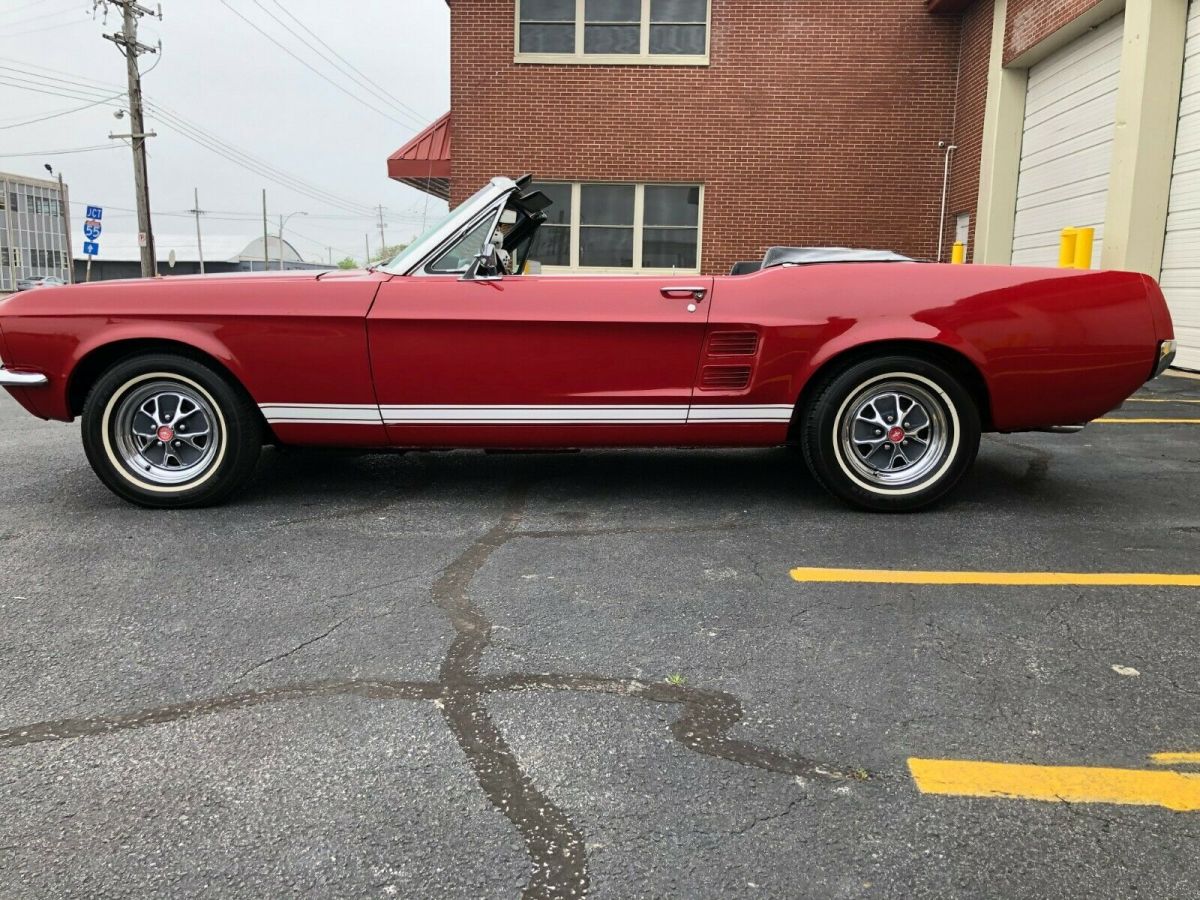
[937,142,958,262]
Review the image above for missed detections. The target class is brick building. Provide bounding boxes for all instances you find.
[389,0,1199,368]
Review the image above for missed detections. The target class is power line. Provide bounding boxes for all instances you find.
[257,0,430,127]
[0,91,125,130]
[0,143,119,157]
[217,0,423,132]
[0,63,382,218]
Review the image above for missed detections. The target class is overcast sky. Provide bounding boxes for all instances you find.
[0,0,451,264]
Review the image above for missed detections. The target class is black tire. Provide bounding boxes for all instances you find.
[801,355,981,512]
[81,353,263,508]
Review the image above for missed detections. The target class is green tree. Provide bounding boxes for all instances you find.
[336,256,358,269]
[369,243,407,264]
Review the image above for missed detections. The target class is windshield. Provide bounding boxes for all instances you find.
[381,182,503,273]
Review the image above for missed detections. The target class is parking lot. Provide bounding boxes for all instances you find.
[1,372,1198,899]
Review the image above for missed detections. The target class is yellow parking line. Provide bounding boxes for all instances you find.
[1150,752,1200,765]
[908,758,1200,812]
[1094,418,1200,424]
[788,567,1200,587]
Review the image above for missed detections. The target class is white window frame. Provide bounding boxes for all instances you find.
[514,0,711,65]
[532,181,703,275]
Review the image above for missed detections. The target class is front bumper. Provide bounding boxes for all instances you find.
[0,367,48,387]
[1151,340,1177,380]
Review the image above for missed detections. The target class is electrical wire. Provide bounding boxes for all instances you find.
[0,64,382,218]
[217,0,422,132]
[259,0,430,127]
[0,143,118,157]
[0,91,125,130]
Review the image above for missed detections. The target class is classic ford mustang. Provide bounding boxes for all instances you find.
[0,176,1178,511]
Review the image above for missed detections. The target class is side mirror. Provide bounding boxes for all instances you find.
[462,241,503,282]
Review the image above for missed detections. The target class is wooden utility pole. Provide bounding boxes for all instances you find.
[188,187,205,274]
[377,206,386,256]
[101,1,161,279]
[261,189,269,270]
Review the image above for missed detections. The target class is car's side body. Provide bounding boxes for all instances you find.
[0,260,1170,442]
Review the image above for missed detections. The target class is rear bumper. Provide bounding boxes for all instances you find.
[1151,340,1177,380]
[0,367,48,387]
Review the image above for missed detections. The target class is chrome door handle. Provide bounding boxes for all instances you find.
[660,286,707,300]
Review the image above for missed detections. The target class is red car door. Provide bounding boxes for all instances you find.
[366,274,713,447]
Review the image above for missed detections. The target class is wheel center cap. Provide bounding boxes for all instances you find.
[156,425,175,442]
[887,425,905,443]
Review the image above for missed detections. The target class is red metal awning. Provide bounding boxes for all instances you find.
[387,112,451,200]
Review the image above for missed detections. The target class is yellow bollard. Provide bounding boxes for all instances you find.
[1058,228,1078,268]
[950,242,965,265]
[1072,226,1095,270]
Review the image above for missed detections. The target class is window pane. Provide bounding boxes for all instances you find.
[580,227,633,267]
[521,0,575,21]
[531,182,572,225]
[429,215,495,273]
[580,184,634,226]
[585,0,640,21]
[584,24,639,53]
[643,227,698,269]
[651,0,707,21]
[520,23,575,52]
[649,23,705,54]
[533,224,571,266]
[644,185,699,227]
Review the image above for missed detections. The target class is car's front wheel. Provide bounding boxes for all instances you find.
[81,353,263,508]
[801,355,981,512]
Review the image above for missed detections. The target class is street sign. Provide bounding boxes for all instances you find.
[83,219,101,241]
[83,241,99,256]
[86,205,102,220]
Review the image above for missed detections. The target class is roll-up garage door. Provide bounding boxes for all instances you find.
[1161,0,1200,371]
[1011,13,1124,267]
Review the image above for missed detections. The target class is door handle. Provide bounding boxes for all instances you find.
[660,286,707,300]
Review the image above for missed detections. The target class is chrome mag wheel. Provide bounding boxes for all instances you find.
[837,379,949,488]
[111,380,221,486]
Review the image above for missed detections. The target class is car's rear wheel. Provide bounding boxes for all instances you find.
[801,355,981,512]
[81,353,263,508]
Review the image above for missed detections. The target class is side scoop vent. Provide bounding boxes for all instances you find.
[700,365,753,390]
[707,331,759,356]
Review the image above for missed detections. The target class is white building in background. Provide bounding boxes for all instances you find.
[0,171,71,294]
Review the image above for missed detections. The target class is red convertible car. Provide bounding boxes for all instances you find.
[0,176,1177,511]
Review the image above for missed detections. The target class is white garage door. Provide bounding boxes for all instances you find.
[1161,0,1200,371]
[1011,13,1124,267]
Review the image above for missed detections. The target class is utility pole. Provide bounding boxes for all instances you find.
[188,187,205,274]
[278,215,283,271]
[260,189,270,271]
[327,247,332,266]
[57,172,73,283]
[101,1,161,279]
[364,233,370,266]
[376,205,386,257]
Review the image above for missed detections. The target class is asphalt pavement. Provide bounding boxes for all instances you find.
[1,372,1198,899]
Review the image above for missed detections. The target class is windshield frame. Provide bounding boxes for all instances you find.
[378,177,520,275]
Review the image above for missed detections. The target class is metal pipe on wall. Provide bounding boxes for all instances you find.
[937,142,958,263]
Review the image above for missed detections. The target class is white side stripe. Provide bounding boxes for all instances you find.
[260,403,793,426]
[259,404,384,425]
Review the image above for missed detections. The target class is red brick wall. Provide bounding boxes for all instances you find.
[449,1,963,275]
[943,0,994,262]
[1003,0,1108,63]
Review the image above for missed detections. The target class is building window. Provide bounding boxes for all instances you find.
[516,0,709,64]
[529,181,702,273]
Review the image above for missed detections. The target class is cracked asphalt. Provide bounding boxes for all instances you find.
[1,373,1199,899]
